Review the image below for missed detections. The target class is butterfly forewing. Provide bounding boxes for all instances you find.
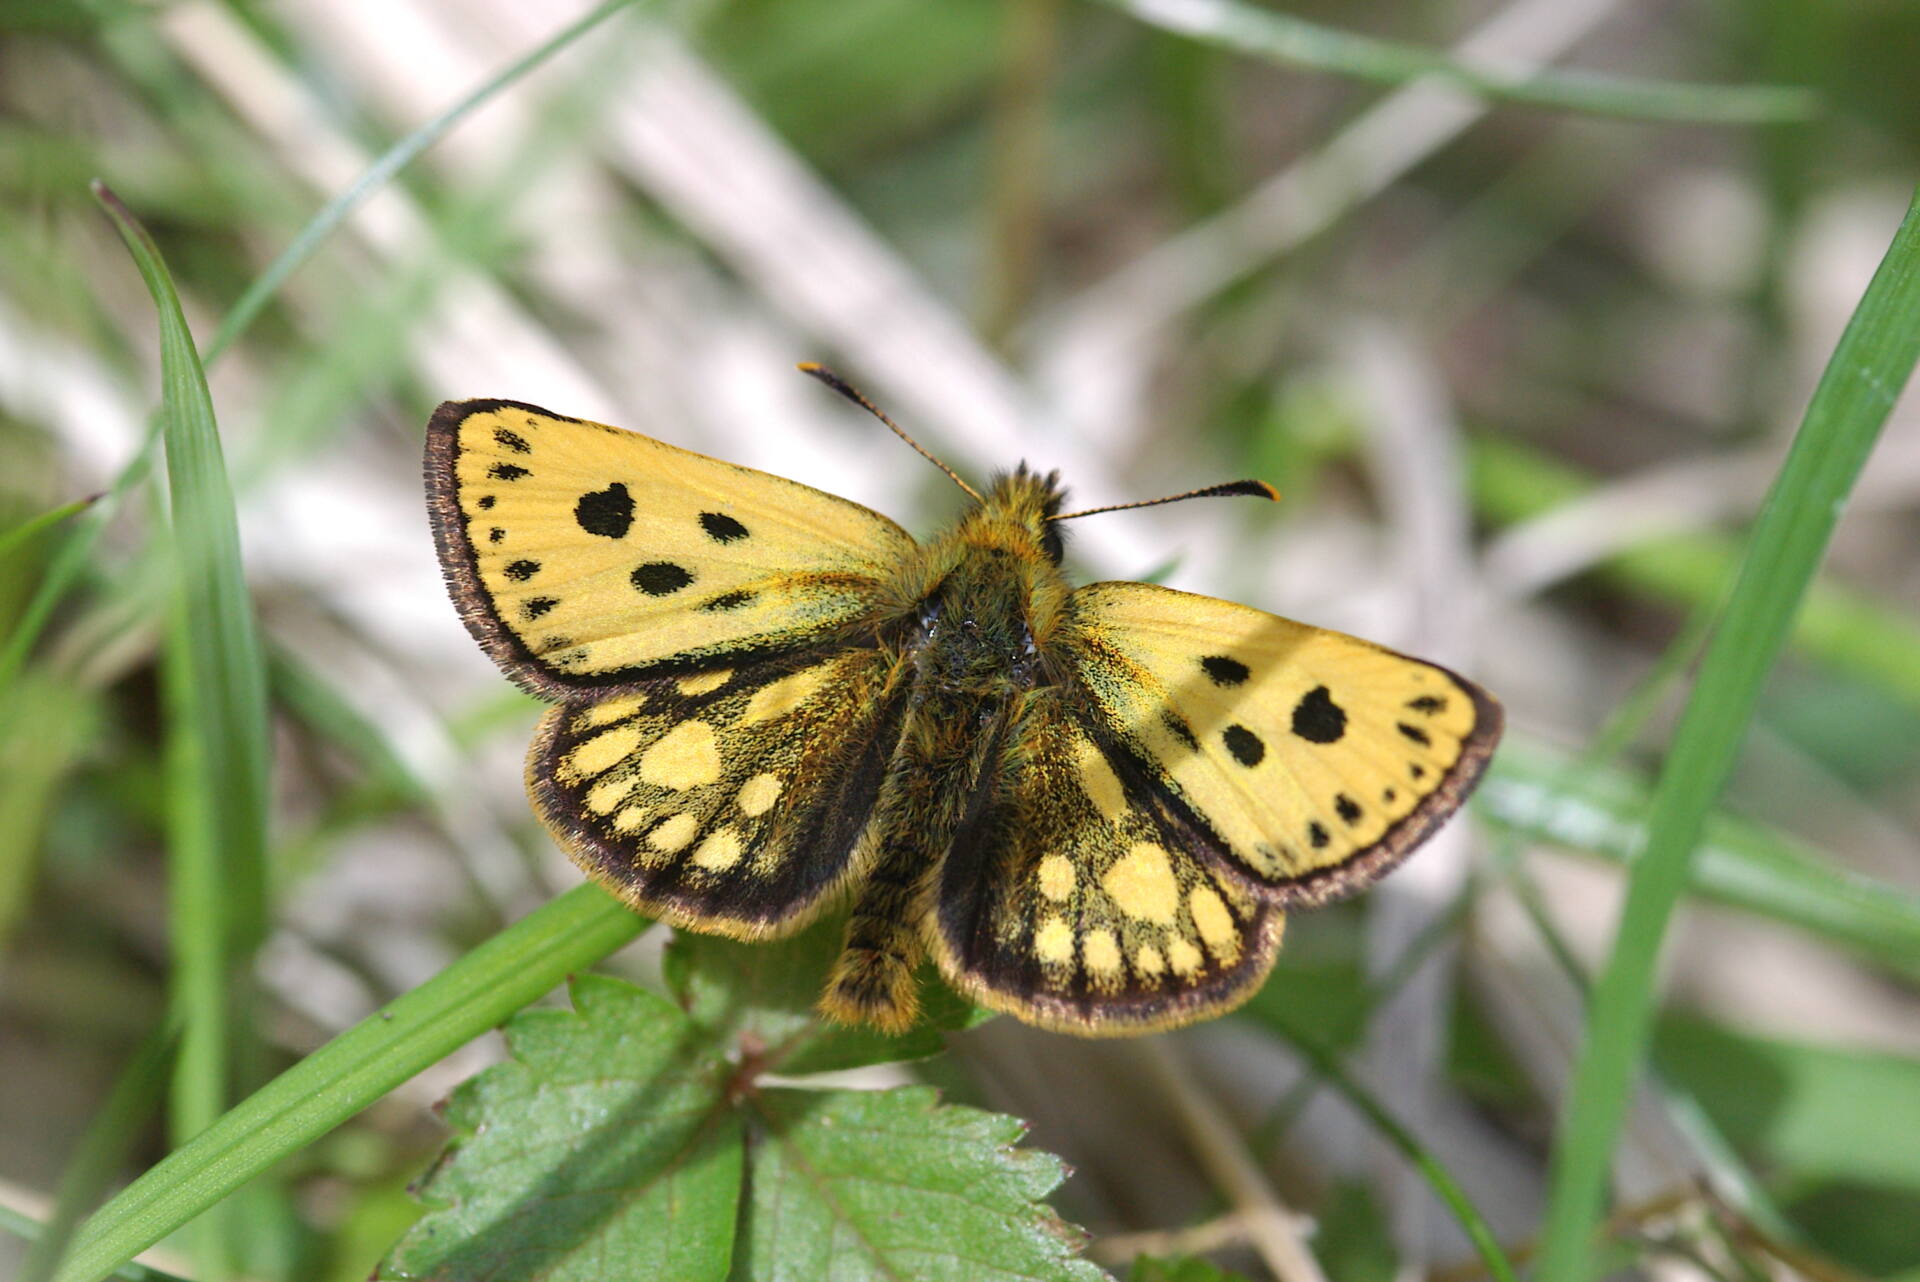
[530,647,911,938]
[929,691,1287,1034]
[426,399,918,696]
[1059,582,1501,904]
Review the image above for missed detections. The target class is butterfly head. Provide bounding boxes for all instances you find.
[981,463,1070,564]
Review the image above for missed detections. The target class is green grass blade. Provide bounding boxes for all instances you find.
[51,884,645,1282]
[0,1207,191,1282]
[1479,739,1920,981]
[1253,1005,1520,1282]
[94,180,276,1278]
[0,494,99,562]
[1533,187,1920,1282]
[198,0,644,366]
[1092,0,1818,124]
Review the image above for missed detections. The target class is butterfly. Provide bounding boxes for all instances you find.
[425,366,1502,1036]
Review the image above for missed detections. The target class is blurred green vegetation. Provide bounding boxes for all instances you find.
[4,0,1920,1280]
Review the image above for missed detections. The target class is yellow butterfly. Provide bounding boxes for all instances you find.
[425,367,1501,1036]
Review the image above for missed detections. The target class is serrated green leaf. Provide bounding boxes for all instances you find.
[381,971,1101,1282]
[377,974,740,1282]
[664,917,976,1074]
[738,1086,1107,1282]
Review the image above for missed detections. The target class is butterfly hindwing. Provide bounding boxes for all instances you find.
[1058,582,1501,904]
[426,400,918,697]
[529,645,911,938]
[928,690,1287,1034]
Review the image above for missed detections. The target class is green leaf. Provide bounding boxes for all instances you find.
[378,974,742,1282]
[664,916,970,1074]
[1534,187,1920,1282]
[377,971,1103,1281]
[738,1087,1106,1282]
[1654,1017,1920,1194]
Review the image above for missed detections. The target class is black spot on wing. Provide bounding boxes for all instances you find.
[1161,713,1199,750]
[488,463,530,482]
[632,562,694,596]
[488,527,505,543]
[504,559,540,582]
[702,590,755,612]
[522,597,558,620]
[493,428,531,453]
[1335,793,1362,824]
[1308,821,1330,849]
[1291,686,1346,743]
[575,482,634,539]
[1222,724,1265,766]
[1200,655,1249,686]
[1397,722,1431,747]
[699,512,749,543]
[1410,763,1426,780]
[476,495,495,510]
[1407,695,1448,715]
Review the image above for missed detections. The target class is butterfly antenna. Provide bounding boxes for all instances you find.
[798,363,984,504]
[1052,479,1278,522]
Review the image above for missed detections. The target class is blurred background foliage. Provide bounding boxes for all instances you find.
[3,0,1920,1279]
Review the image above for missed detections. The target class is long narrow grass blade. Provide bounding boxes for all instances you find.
[0,494,99,562]
[51,884,644,1282]
[93,180,275,1279]
[1256,1006,1521,1282]
[1533,188,1920,1282]
[0,1207,191,1282]
[1094,0,1818,125]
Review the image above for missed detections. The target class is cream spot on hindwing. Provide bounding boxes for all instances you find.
[1084,930,1121,977]
[692,826,744,871]
[677,669,732,696]
[639,721,721,789]
[648,813,697,852]
[1167,937,1203,976]
[585,775,636,815]
[736,773,783,816]
[1188,886,1235,952]
[1035,916,1073,964]
[1135,944,1166,977]
[1076,741,1127,821]
[1103,843,1180,924]
[568,724,641,778]
[580,694,646,727]
[744,668,825,723]
[1037,855,1075,901]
